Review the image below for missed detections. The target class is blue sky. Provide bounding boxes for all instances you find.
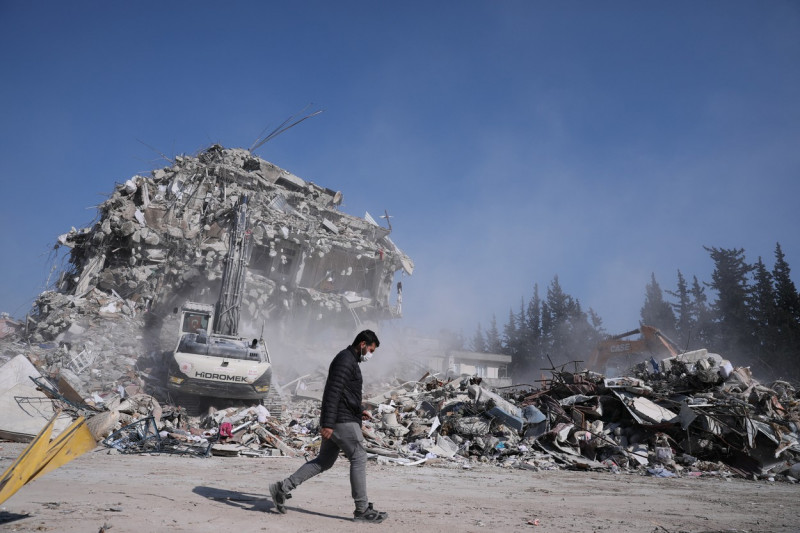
[1,1,798,339]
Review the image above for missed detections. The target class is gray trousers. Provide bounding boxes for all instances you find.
[280,421,368,512]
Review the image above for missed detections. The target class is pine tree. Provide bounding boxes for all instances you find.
[583,307,605,368]
[545,275,574,359]
[503,308,518,353]
[704,246,754,358]
[540,300,552,354]
[503,307,521,372]
[771,243,800,378]
[523,284,543,366]
[668,270,693,350]
[470,323,487,352]
[772,243,800,324]
[565,299,602,366]
[640,273,677,339]
[689,275,714,349]
[486,315,503,354]
[515,297,534,372]
[750,257,776,358]
[588,307,604,332]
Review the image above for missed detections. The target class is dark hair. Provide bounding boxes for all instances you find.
[352,329,380,348]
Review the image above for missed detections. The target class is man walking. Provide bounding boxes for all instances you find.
[269,329,388,523]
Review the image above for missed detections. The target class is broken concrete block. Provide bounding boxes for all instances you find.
[86,410,120,441]
[454,416,491,436]
[211,443,242,456]
[487,406,525,432]
[57,367,89,403]
[0,355,72,441]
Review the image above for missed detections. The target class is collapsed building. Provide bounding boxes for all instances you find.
[57,144,411,335]
[19,145,413,395]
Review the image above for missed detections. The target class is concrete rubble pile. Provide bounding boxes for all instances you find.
[0,144,417,459]
[5,144,412,403]
[3,317,799,482]
[502,351,800,480]
[53,349,793,484]
[51,143,412,338]
[13,289,153,402]
[353,353,800,481]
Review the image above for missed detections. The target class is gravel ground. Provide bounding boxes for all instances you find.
[1,442,798,533]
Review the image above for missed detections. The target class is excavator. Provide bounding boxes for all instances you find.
[587,325,680,375]
[166,195,275,407]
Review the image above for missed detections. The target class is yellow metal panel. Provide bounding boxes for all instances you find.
[0,411,58,505]
[30,416,96,482]
[0,413,96,505]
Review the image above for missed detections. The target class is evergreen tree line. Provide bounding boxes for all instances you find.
[469,243,800,384]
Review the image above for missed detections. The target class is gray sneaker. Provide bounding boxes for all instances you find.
[269,482,290,514]
[353,502,388,523]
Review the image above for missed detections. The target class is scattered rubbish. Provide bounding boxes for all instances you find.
[102,416,211,457]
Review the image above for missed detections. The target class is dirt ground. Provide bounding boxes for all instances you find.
[1,442,798,533]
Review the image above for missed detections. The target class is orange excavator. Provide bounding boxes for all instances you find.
[587,325,680,374]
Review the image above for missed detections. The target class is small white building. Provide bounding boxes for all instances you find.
[394,332,512,388]
[444,350,512,387]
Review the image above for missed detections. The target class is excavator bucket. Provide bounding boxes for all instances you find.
[0,412,95,505]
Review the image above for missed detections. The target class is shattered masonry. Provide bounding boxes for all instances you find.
[13,144,413,402]
[16,348,792,482]
[38,144,413,346]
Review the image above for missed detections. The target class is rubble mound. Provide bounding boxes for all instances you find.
[83,358,800,482]
[14,145,413,398]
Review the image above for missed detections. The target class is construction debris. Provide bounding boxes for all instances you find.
[0,314,23,340]
[12,144,412,401]
[0,145,419,491]
[1,319,799,483]
[66,350,795,483]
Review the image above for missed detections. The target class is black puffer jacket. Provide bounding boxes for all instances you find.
[320,345,363,428]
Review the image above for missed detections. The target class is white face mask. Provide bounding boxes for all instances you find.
[360,345,373,363]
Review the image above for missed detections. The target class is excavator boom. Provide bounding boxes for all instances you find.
[588,325,679,374]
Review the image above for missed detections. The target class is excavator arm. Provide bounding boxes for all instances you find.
[588,325,679,373]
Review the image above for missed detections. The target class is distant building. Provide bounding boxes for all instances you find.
[445,350,512,387]
[395,332,512,388]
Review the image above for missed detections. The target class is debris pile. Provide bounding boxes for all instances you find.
[50,144,411,337]
[67,349,797,482]
[0,313,23,340]
[18,289,153,400]
[3,321,799,482]
[11,144,413,398]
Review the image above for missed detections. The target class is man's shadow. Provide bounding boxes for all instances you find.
[193,486,351,521]
[0,511,30,526]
